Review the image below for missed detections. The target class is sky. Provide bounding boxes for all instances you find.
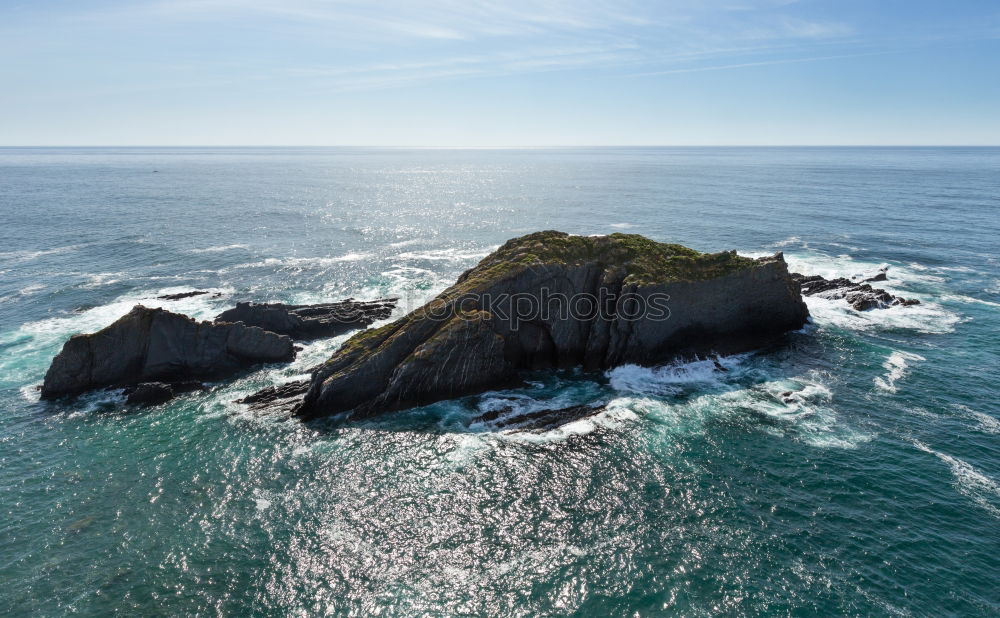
[1,0,999,146]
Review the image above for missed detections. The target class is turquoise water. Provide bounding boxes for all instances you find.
[1,147,998,616]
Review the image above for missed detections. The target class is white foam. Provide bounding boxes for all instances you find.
[0,244,84,263]
[497,398,640,444]
[803,295,959,334]
[394,248,491,262]
[633,367,869,449]
[387,238,424,248]
[912,440,1000,518]
[770,236,804,248]
[80,272,126,288]
[226,252,372,271]
[741,248,964,334]
[970,411,1000,434]
[0,284,46,303]
[780,252,942,288]
[253,489,273,511]
[941,294,1000,308]
[874,350,925,393]
[189,244,249,253]
[953,405,1000,434]
[607,356,744,396]
[609,223,634,229]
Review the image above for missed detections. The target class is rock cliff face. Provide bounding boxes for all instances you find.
[294,231,809,421]
[215,298,396,339]
[41,306,295,399]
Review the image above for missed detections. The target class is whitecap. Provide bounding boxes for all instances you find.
[874,350,925,393]
[189,244,249,253]
[912,440,1000,518]
[0,244,84,263]
[387,239,424,248]
[0,283,46,303]
[394,248,492,262]
[189,244,250,253]
[940,294,1000,309]
[953,405,1000,435]
[80,272,125,288]
[228,252,372,271]
[770,236,804,248]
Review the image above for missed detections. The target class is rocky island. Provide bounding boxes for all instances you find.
[40,306,296,400]
[291,231,810,421]
[42,231,925,418]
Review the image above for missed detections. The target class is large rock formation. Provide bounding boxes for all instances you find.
[292,231,809,421]
[215,298,396,339]
[41,306,295,400]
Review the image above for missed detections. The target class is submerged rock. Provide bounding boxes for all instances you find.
[791,271,919,310]
[291,231,809,421]
[473,403,608,433]
[157,290,212,300]
[215,299,396,340]
[41,306,295,400]
[124,381,204,406]
[236,380,310,413]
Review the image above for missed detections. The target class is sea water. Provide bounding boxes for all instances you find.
[0,147,998,615]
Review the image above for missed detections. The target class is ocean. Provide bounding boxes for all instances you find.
[0,146,998,616]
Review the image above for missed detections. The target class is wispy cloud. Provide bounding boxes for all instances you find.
[125,0,654,41]
[3,0,870,95]
[285,44,641,91]
[628,50,896,77]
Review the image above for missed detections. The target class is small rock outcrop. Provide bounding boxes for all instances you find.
[41,306,295,400]
[215,299,396,340]
[791,271,920,311]
[158,290,212,301]
[236,380,310,413]
[473,403,608,433]
[124,381,204,406]
[291,231,810,421]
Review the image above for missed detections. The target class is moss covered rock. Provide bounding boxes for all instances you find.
[293,231,809,421]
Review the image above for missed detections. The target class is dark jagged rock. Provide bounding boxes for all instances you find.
[236,380,310,413]
[790,271,920,311]
[473,403,608,433]
[124,381,204,406]
[41,306,295,400]
[215,299,397,340]
[157,290,210,300]
[124,382,174,405]
[293,231,810,421]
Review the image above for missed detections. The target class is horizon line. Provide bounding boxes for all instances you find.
[2,144,999,149]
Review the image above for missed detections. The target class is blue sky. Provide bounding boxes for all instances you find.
[1,0,998,146]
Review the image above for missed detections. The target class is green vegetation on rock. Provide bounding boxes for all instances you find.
[460,230,757,288]
[326,231,764,375]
